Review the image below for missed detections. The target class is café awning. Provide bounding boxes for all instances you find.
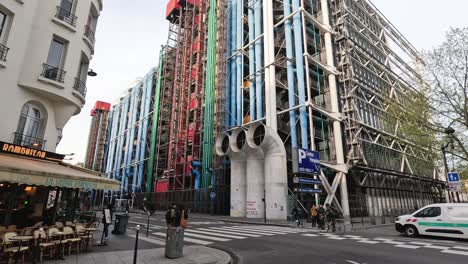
[0,153,120,191]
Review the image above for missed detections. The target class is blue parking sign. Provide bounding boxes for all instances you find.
[292,148,321,175]
[447,172,460,183]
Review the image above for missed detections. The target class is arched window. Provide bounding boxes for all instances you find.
[15,103,45,149]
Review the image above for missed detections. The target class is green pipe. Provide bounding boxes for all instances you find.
[146,49,165,192]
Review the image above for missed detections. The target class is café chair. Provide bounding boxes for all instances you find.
[63,227,81,255]
[33,229,55,263]
[1,231,29,264]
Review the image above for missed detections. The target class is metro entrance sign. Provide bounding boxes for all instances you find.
[292,148,321,175]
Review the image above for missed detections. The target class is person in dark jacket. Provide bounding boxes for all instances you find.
[317,204,326,229]
[165,204,188,227]
[102,203,113,240]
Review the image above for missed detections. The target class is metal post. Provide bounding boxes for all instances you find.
[263,188,266,223]
[133,225,140,264]
[441,145,452,203]
[146,212,150,237]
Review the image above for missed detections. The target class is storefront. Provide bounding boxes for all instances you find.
[0,141,120,228]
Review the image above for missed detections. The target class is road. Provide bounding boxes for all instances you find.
[124,213,468,264]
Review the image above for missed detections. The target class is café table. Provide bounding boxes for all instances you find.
[50,231,66,260]
[10,236,33,264]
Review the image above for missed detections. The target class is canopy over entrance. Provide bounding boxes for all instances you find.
[0,153,119,191]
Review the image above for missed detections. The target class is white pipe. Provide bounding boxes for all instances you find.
[320,0,350,218]
[244,144,265,218]
[229,128,248,217]
[247,123,288,220]
[263,0,277,129]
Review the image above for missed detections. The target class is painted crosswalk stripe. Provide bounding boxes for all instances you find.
[239,226,305,233]
[394,244,420,249]
[229,226,292,233]
[151,232,212,245]
[326,236,347,240]
[189,229,247,239]
[129,234,165,245]
[217,227,286,235]
[302,234,319,237]
[441,249,468,256]
[381,240,404,245]
[184,232,231,242]
[409,242,432,246]
[344,235,362,239]
[453,246,468,251]
[357,240,380,244]
[423,245,451,250]
[203,228,262,237]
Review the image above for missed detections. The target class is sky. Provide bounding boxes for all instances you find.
[57,0,468,163]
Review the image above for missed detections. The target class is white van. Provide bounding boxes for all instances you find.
[395,203,468,239]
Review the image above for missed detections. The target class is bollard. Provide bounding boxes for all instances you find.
[133,225,140,264]
[146,212,150,237]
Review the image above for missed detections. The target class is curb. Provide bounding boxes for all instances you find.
[208,245,239,264]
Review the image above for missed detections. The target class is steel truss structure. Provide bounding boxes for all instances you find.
[84,101,111,172]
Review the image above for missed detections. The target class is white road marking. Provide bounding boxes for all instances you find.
[218,226,286,235]
[344,235,363,238]
[357,240,380,244]
[346,260,365,264]
[188,229,247,239]
[441,249,468,256]
[394,244,420,249]
[203,228,261,237]
[381,240,404,245]
[184,232,231,242]
[302,234,319,237]
[326,236,347,240]
[423,245,451,250]
[231,226,295,233]
[129,234,165,245]
[240,226,305,233]
[408,242,432,246]
[151,232,212,245]
[453,246,468,250]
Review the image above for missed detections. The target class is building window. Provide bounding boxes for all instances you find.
[14,103,46,150]
[0,10,10,62]
[42,38,67,82]
[84,5,98,45]
[74,54,89,97]
[56,0,77,26]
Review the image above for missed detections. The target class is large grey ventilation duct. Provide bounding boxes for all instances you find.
[244,138,265,219]
[247,123,288,220]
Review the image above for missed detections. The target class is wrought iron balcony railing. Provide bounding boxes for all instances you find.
[74,78,87,97]
[84,25,95,45]
[41,63,66,83]
[55,6,77,27]
[0,43,9,62]
[13,133,46,150]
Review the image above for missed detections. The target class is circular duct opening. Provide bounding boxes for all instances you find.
[253,125,265,146]
[221,135,229,153]
[236,130,246,150]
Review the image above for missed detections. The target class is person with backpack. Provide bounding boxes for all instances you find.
[317,204,326,229]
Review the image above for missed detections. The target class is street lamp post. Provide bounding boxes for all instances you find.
[441,127,455,203]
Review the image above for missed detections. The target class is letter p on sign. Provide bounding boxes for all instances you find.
[298,149,306,164]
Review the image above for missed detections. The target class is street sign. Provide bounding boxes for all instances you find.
[293,177,322,185]
[447,172,460,183]
[292,148,321,175]
[293,187,322,194]
[448,182,462,192]
[210,191,216,199]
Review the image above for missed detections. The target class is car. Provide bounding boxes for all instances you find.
[395,203,468,239]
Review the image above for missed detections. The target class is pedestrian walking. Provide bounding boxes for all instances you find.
[310,205,318,228]
[317,204,326,230]
[102,203,113,241]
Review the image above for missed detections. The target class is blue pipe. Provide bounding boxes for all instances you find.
[254,0,262,120]
[126,89,138,193]
[226,0,232,126]
[248,1,255,120]
[230,0,237,127]
[191,161,202,189]
[133,85,145,192]
[292,0,308,148]
[236,0,243,126]
[283,0,298,148]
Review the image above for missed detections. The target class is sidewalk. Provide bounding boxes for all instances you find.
[51,246,232,264]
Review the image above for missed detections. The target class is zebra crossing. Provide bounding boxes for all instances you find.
[131,224,311,246]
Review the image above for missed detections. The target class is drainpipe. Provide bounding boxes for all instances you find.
[247,123,288,220]
[244,142,265,219]
[226,0,232,126]
[215,131,247,217]
[254,0,263,120]
[191,160,202,189]
[236,0,243,125]
[283,0,298,149]
[320,0,350,218]
[292,0,308,148]
[263,0,277,129]
[230,0,237,127]
[248,0,256,120]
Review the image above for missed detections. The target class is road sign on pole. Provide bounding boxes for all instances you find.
[447,172,461,192]
[447,172,460,183]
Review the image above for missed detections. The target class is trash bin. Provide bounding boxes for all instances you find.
[165,227,184,259]
[112,214,129,235]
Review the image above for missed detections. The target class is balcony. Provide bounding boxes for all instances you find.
[41,63,66,83]
[0,43,9,62]
[13,133,46,150]
[55,6,77,27]
[74,78,87,97]
[84,25,95,45]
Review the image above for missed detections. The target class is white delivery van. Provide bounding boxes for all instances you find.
[395,203,468,239]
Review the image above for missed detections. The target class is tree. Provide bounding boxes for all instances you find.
[423,27,468,160]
